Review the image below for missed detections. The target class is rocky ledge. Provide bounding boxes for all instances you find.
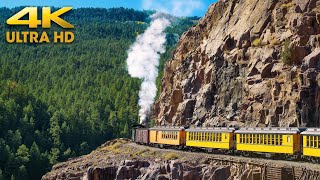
[42,139,320,180]
[154,0,320,127]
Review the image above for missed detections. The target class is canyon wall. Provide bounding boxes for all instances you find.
[155,0,320,127]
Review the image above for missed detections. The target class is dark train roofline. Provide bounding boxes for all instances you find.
[132,124,146,128]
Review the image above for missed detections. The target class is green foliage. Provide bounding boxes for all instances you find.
[281,40,295,65]
[252,38,262,47]
[15,145,30,165]
[162,152,179,160]
[0,7,195,180]
[0,170,3,180]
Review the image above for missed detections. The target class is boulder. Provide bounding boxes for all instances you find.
[303,48,320,69]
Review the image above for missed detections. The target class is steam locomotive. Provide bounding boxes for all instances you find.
[132,126,320,161]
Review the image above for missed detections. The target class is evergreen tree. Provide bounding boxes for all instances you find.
[15,145,30,166]
[28,142,42,180]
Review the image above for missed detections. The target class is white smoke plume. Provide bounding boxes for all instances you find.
[127,0,204,124]
[127,13,171,124]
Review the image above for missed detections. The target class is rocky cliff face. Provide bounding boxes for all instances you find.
[42,139,320,180]
[155,0,320,127]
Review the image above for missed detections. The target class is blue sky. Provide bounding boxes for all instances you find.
[0,0,216,17]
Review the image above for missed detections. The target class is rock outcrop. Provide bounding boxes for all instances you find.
[154,0,320,127]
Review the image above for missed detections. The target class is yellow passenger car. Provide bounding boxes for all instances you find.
[149,126,185,146]
[185,127,236,150]
[301,128,320,158]
[235,127,304,155]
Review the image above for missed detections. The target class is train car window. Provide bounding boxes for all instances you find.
[315,136,318,148]
[311,136,314,148]
[279,135,283,145]
[203,133,207,141]
[318,136,320,148]
[246,134,249,144]
[287,136,291,143]
[256,134,259,144]
[245,134,247,144]
[271,134,274,145]
[307,136,309,147]
[215,133,217,142]
[196,132,198,141]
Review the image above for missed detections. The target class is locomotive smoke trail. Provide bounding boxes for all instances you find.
[126,13,171,124]
[127,0,204,124]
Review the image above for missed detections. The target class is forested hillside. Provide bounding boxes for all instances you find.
[0,7,197,180]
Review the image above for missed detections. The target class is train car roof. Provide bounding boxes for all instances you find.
[186,127,236,133]
[149,126,185,131]
[235,127,306,134]
[301,128,320,135]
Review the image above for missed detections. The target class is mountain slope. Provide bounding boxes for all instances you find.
[155,0,320,127]
[0,7,197,179]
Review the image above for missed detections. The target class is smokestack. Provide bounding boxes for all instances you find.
[126,13,171,125]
